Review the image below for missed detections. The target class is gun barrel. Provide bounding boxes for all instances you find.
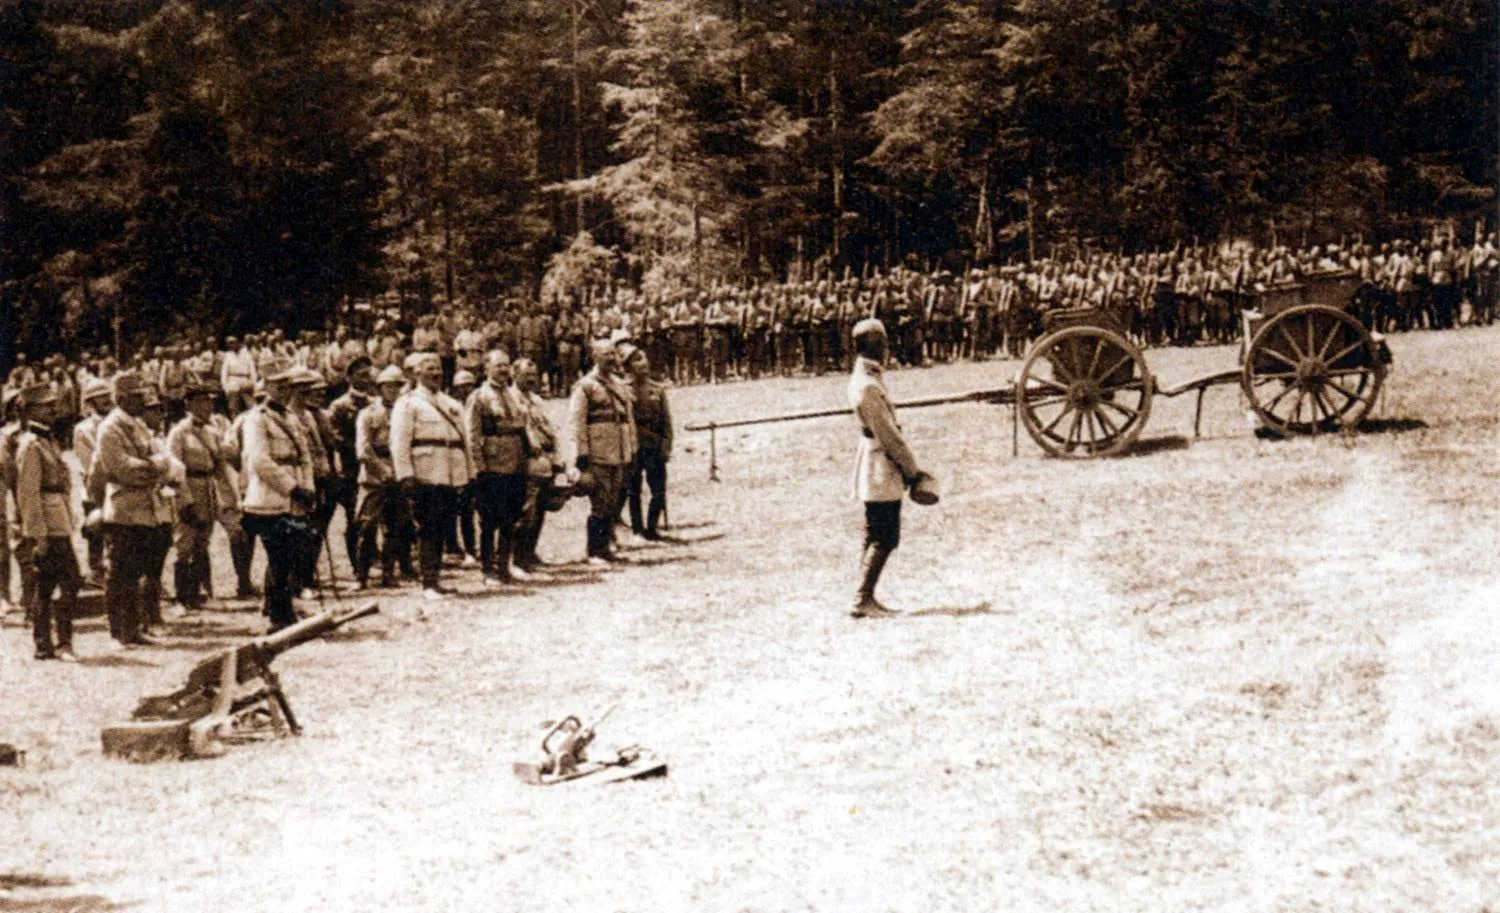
[684,386,1014,433]
[258,601,380,656]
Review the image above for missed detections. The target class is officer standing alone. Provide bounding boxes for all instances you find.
[847,318,925,618]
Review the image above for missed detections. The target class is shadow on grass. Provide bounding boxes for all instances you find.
[660,520,717,532]
[905,602,995,618]
[1117,435,1192,458]
[1358,417,1430,434]
[0,874,134,912]
[651,532,725,546]
[616,554,700,569]
[77,654,160,669]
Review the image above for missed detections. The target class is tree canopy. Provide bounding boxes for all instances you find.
[2,0,1495,358]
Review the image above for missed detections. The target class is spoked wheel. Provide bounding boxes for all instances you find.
[1018,326,1153,458]
[1242,304,1385,435]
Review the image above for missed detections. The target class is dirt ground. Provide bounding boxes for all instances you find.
[3,326,1498,913]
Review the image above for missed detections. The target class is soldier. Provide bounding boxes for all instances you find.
[290,368,337,591]
[513,357,562,577]
[391,352,470,600]
[847,319,924,619]
[327,357,376,572]
[14,385,81,660]
[354,365,410,588]
[0,389,20,616]
[166,376,226,612]
[448,368,479,565]
[621,345,672,541]
[568,339,634,565]
[240,363,317,632]
[72,378,113,585]
[92,373,175,647]
[466,351,529,585]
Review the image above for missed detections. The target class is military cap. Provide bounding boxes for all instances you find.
[589,338,615,359]
[113,371,146,398]
[83,377,113,403]
[20,384,58,407]
[616,342,640,364]
[852,318,888,340]
[452,369,476,388]
[375,365,405,386]
[290,367,323,388]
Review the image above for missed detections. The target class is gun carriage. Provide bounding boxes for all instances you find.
[687,273,1389,464]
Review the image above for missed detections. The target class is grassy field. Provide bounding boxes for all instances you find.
[3,325,1498,913]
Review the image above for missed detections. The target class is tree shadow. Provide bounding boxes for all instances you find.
[904,602,995,618]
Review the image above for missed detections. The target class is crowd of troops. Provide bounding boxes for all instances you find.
[0,337,672,661]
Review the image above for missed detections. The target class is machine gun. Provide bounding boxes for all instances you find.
[101,602,379,762]
[513,704,668,786]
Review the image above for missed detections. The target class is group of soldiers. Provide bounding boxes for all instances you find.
[0,335,673,661]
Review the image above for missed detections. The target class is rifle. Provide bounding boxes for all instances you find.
[101,603,380,762]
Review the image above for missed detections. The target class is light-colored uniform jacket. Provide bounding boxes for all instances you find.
[519,389,560,479]
[567,369,635,467]
[241,402,315,516]
[465,381,527,476]
[390,386,470,487]
[848,357,918,503]
[72,412,105,487]
[356,399,394,488]
[93,408,173,526]
[166,416,227,522]
[16,427,74,538]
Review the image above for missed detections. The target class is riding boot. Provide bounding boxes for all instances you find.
[851,544,895,616]
[173,560,193,610]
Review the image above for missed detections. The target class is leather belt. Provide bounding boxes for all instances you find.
[412,438,464,449]
[187,469,217,478]
[41,485,68,494]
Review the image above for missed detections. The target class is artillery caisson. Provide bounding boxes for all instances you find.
[686,273,1389,467]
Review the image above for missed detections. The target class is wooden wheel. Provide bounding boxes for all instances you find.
[1018,325,1153,458]
[1241,304,1385,435]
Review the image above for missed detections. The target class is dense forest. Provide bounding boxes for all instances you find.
[2,0,1495,359]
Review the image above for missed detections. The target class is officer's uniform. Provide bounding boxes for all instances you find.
[240,377,316,630]
[93,374,174,645]
[465,375,528,582]
[71,379,112,582]
[165,383,226,611]
[14,387,80,659]
[354,367,413,586]
[516,383,561,573]
[390,364,470,592]
[848,320,921,616]
[626,370,672,539]
[567,353,635,561]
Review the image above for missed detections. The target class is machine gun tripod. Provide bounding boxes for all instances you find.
[101,602,380,762]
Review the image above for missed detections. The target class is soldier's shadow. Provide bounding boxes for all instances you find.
[0,873,135,911]
[904,602,996,618]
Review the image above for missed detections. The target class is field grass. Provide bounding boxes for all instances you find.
[3,325,1498,913]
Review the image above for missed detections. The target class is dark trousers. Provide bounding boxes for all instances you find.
[585,463,626,558]
[408,483,458,589]
[242,513,310,629]
[104,523,159,643]
[31,536,80,653]
[355,483,414,583]
[627,448,668,536]
[229,520,257,594]
[447,481,477,557]
[864,500,902,552]
[327,476,361,571]
[515,476,549,570]
[474,473,526,579]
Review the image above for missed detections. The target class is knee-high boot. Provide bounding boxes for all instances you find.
[852,544,895,615]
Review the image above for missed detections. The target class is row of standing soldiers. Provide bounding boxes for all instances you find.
[0,338,673,659]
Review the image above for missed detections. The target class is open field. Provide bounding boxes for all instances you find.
[3,326,1499,913]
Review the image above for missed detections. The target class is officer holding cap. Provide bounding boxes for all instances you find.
[390,351,470,599]
[847,318,925,618]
